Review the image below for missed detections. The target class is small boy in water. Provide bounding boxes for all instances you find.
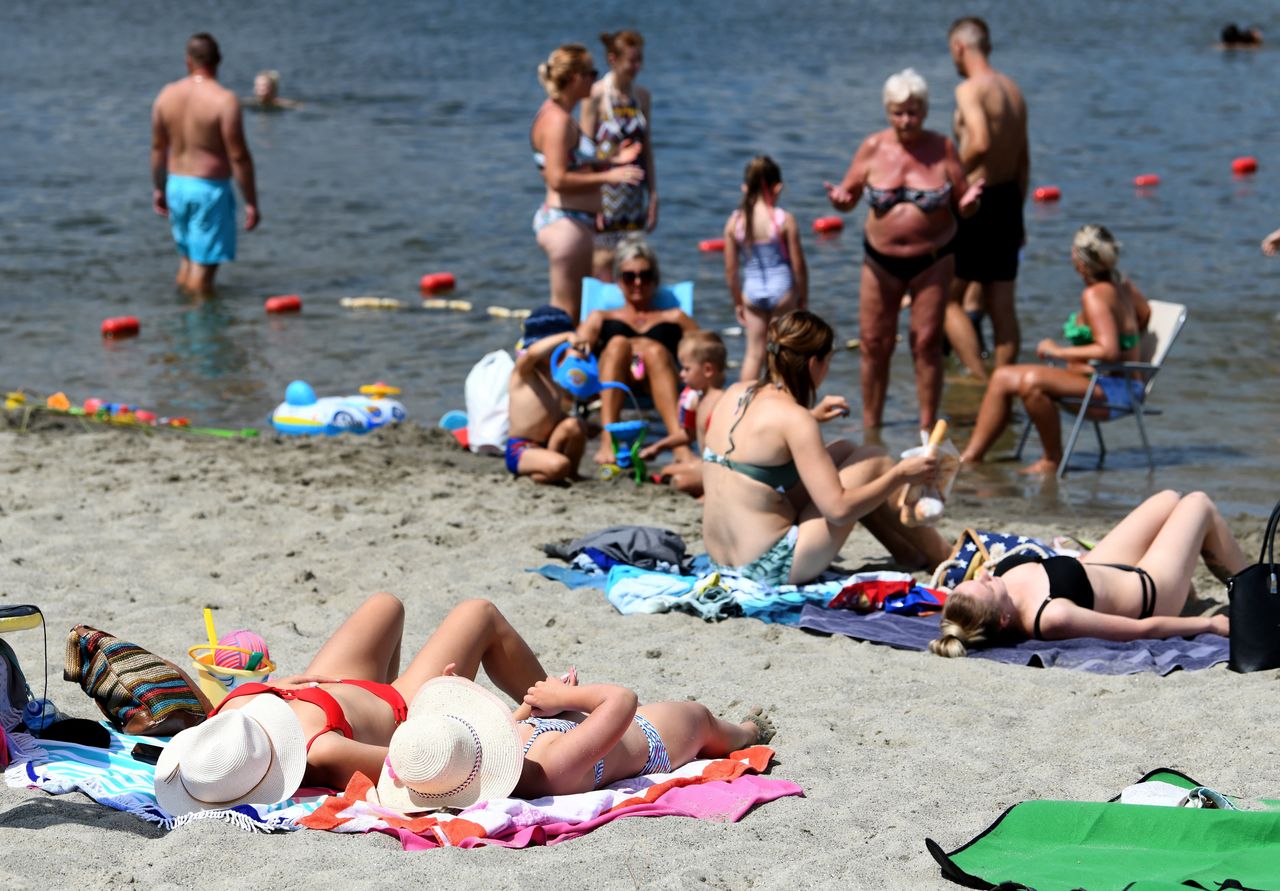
[649,331,727,496]
[506,306,589,484]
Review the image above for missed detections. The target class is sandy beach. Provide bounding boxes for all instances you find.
[0,414,1273,889]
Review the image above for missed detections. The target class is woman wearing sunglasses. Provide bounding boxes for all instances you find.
[577,238,698,465]
[532,44,644,319]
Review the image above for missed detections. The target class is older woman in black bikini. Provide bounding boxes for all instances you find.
[929,491,1245,657]
[577,238,698,465]
[825,68,982,432]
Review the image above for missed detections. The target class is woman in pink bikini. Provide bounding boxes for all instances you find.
[155,595,554,816]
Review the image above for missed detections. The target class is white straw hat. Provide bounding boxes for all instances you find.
[376,676,521,812]
[154,695,306,817]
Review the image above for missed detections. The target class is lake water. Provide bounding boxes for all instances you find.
[2,1,1277,517]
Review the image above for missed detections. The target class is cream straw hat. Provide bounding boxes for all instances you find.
[376,676,521,812]
[154,695,306,817]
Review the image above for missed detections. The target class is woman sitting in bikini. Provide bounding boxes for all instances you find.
[577,238,699,465]
[929,491,1244,657]
[700,310,950,587]
[154,595,556,816]
[959,225,1151,475]
[377,674,774,810]
[824,68,982,432]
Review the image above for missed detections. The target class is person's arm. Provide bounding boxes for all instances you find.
[579,83,600,147]
[810,394,850,423]
[694,386,724,452]
[785,406,936,525]
[1015,130,1030,203]
[945,138,982,218]
[521,680,638,793]
[514,330,580,377]
[783,212,808,307]
[637,87,658,232]
[954,82,990,172]
[1038,600,1229,642]
[576,310,605,353]
[538,116,642,192]
[150,95,170,217]
[220,96,259,230]
[1129,278,1152,330]
[723,213,745,319]
[1263,228,1280,256]
[824,137,873,212]
[1038,287,1121,364]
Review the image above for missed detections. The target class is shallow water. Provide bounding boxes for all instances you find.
[2,1,1277,516]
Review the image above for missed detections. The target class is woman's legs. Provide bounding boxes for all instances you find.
[536,218,593,320]
[906,258,951,431]
[392,599,549,705]
[858,261,906,430]
[637,339,692,462]
[635,702,764,769]
[594,335,635,464]
[945,278,989,381]
[304,592,405,682]
[961,364,1093,471]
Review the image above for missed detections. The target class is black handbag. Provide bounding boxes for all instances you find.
[1227,499,1280,672]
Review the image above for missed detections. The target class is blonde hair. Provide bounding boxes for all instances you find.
[613,236,661,282]
[537,44,591,100]
[1072,224,1122,283]
[679,330,727,370]
[883,68,928,109]
[256,69,280,89]
[928,590,1005,658]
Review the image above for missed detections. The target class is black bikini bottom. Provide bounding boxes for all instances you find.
[863,236,956,284]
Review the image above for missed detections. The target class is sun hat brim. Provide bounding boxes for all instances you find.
[154,693,306,817]
[376,677,521,813]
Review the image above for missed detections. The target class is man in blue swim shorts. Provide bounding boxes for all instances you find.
[151,33,260,296]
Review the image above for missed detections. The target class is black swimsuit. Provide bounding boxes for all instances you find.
[597,319,684,359]
[994,552,1157,640]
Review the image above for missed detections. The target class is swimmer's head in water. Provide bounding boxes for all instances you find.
[186,33,222,71]
[1072,224,1121,283]
[762,310,835,408]
[537,44,593,101]
[254,70,281,102]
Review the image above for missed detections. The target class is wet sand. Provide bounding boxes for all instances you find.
[0,416,1271,889]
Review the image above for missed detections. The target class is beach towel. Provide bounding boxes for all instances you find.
[3,723,322,831]
[796,605,1229,675]
[543,525,694,573]
[927,768,1280,890]
[301,745,801,850]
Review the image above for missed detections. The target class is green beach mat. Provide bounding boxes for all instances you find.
[927,769,1280,890]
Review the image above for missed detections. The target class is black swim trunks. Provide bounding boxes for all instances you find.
[954,180,1024,283]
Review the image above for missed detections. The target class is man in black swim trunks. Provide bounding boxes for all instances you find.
[945,17,1030,381]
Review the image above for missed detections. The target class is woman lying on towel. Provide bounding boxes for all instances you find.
[375,675,775,810]
[155,595,558,816]
[700,310,951,587]
[929,491,1246,657]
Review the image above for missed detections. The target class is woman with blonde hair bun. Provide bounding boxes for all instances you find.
[930,491,1244,657]
[532,44,644,319]
[959,224,1152,474]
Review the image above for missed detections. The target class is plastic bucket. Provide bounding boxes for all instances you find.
[188,644,275,707]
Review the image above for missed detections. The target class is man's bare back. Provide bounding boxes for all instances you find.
[953,71,1027,188]
[152,76,241,180]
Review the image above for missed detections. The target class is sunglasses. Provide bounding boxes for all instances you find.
[619,269,656,285]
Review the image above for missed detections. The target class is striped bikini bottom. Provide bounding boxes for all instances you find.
[520,712,672,788]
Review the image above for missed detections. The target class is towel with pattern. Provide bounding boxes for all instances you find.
[301,746,801,849]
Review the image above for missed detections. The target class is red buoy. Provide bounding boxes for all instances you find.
[1232,156,1258,175]
[1032,186,1061,203]
[101,316,140,338]
[1133,174,1160,187]
[265,295,302,313]
[419,272,457,293]
[813,216,845,234]
[134,410,158,425]
[698,238,726,253]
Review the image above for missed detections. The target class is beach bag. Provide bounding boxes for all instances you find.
[464,349,514,456]
[0,638,33,735]
[1226,498,1280,673]
[931,529,1055,589]
[64,625,212,736]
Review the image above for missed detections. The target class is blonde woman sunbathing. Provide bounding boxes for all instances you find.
[155,595,556,816]
[929,491,1246,657]
[378,674,775,809]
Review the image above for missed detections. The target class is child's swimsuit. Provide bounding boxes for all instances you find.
[531,107,598,233]
[677,386,701,439]
[505,437,545,475]
[994,551,1157,640]
[519,713,671,788]
[732,207,794,311]
[212,680,409,752]
[593,72,649,247]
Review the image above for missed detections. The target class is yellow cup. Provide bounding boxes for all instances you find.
[188,645,275,707]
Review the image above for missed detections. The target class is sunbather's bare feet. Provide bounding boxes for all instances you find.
[741,706,776,744]
[593,441,615,465]
[1019,458,1059,476]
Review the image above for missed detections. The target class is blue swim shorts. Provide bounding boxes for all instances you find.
[166,175,236,264]
[1096,376,1145,419]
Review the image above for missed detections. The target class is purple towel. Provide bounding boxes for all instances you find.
[796,605,1228,676]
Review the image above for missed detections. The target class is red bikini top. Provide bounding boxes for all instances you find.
[211,680,408,751]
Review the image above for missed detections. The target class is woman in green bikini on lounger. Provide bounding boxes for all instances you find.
[960,225,1151,475]
[700,310,950,586]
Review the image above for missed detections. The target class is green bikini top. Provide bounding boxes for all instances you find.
[702,385,801,494]
[1063,312,1140,351]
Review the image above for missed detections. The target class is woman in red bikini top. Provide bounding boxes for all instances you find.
[154,595,554,816]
